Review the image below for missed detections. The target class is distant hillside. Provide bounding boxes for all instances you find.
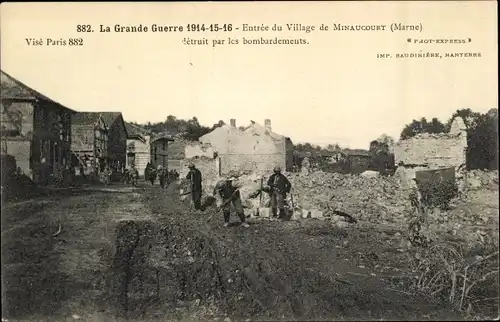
[133,115,225,142]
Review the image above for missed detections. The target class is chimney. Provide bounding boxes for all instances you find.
[230,119,236,127]
[264,119,272,133]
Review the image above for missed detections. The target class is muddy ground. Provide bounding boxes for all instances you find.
[1,181,496,321]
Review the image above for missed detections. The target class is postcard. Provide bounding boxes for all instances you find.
[1,2,498,321]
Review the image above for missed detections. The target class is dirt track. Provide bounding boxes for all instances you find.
[1,181,466,321]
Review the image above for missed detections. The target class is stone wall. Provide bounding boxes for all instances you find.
[394,117,467,189]
[168,139,187,160]
[0,139,31,179]
[168,159,182,171]
[394,133,467,168]
[184,119,290,176]
[0,101,34,137]
[185,141,214,159]
[220,153,284,176]
[180,157,220,196]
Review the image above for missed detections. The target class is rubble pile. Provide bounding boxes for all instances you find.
[467,169,499,189]
[412,132,461,139]
[424,207,499,249]
[287,171,412,225]
[181,169,498,244]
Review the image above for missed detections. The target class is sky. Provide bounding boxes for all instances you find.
[1,1,497,149]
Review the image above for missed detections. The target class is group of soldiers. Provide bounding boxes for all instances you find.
[185,162,292,228]
[145,162,180,188]
[121,163,180,188]
[118,160,293,228]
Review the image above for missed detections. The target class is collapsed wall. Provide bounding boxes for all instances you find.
[288,171,413,224]
[179,156,220,197]
[183,120,289,179]
[393,117,468,190]
[167,138,189,172]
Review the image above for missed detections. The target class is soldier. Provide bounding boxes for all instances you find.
[145,162,152,182]
[158,166,167,188]
[148,166,157,185]
[130,164,139,187]
[79,163,85,178]
[123,166,130,184]
[186,163,202,211]
[213,172,249,228]
[102,165,111,186]
[267,165,292,220]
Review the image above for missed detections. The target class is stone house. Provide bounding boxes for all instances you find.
[100,112,128,173]
[182,119,294,190]
[125,122,174,178]
[393,117,467,189]
[71,112,108,175]
[0,70,74,183]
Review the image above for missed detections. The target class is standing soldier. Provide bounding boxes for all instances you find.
[148,166,157,185]
[267,165,292,220]
[145,162,152,182]
[213,172,249,228]
[79,163,85,179]
[158,166,167,188]
[186,163,203,211]
[102,165,111,186]
[130,164,139,187]
[123,166,130,184]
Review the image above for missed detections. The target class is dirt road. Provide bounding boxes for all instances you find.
[1,182,465,321]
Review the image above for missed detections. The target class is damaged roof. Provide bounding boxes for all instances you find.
[125,122,149,138]
[72,112,105,126]
[1,70,76,112]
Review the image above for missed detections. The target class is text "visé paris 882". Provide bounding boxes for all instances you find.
[25,38,84,46]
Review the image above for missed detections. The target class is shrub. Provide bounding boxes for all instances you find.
[418,178,458,210]
[408,243,499,318]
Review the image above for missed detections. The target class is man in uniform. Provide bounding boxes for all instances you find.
[130,164,139,187]
[102,165,111,186]
[186,163,202,211]
[267,165,292,220]
[158,165,167,188]
[148,166,157,185]
[213,172,249,228]
[145,162,152,182]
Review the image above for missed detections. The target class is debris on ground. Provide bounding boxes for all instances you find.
[176,169,499,247]
[286,171,411,225]
[466,169,499,190]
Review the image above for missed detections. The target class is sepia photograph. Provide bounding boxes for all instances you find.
[1,1,498,321]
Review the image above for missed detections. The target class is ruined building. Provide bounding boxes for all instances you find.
[181,119,293,190]
[393,117,467,188]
